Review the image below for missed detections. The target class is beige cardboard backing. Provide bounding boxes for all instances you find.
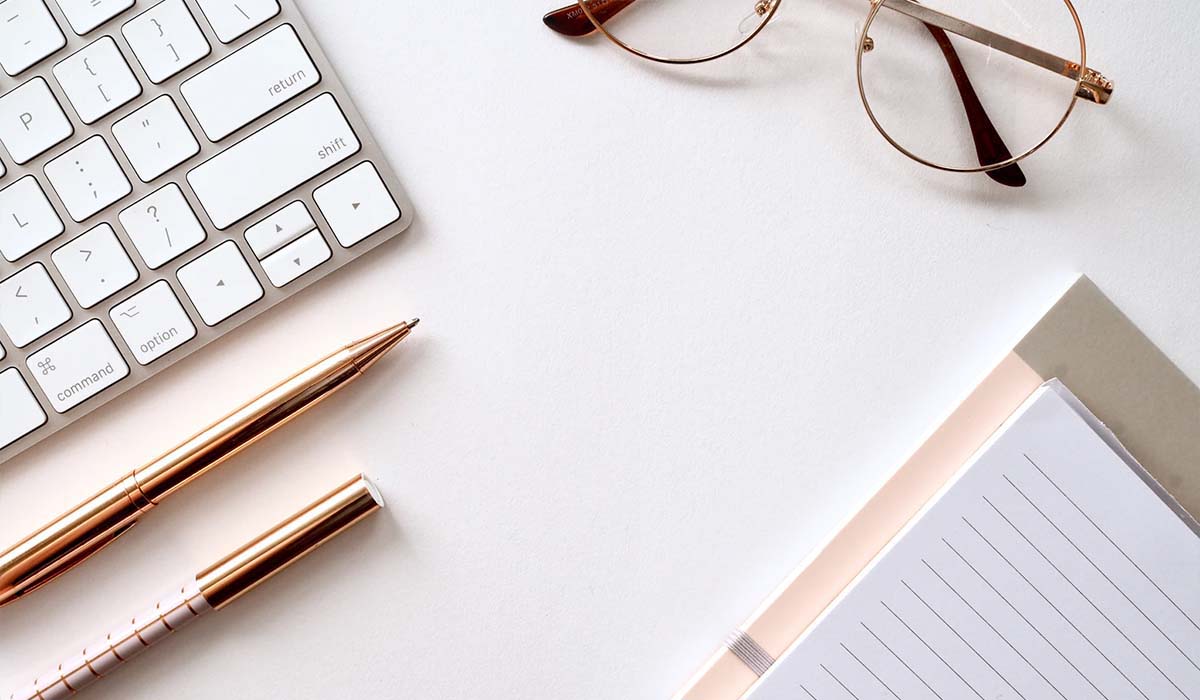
[1015,276,1200,517]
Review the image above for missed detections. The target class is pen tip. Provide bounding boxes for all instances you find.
[349,319,419,372]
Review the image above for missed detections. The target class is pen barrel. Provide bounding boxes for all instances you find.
[7,580,211,700]
[198,474,383,608]
[134,353,361,503]
[0,477,151,606]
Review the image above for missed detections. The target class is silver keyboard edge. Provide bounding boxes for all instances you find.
[0,0,416,466]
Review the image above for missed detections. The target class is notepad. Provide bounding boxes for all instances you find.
[746,382,1200,700]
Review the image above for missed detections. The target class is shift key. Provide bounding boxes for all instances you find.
[27,320,130,413]
[188,93,360,230]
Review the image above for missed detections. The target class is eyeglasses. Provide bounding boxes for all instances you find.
[542,0,1114,187]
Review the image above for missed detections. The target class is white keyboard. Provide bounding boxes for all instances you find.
[0,0,414,463]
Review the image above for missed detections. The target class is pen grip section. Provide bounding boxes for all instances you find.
[9,580,211,700]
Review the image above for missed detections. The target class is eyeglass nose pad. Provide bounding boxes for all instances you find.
[853,22,876,53]
[737,0,775,34]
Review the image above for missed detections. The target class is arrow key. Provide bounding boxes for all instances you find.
[314,161,401,247]
[177,241,263,326]
[259,230,331,288]
[245,201,316,259]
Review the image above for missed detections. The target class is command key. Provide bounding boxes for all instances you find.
[26,320,130,413]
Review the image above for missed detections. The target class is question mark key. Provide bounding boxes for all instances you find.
[117,183,207,268]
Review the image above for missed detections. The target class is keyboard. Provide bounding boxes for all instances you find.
[0,0,415,464]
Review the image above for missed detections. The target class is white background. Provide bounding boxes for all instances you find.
[2,1,1198,698]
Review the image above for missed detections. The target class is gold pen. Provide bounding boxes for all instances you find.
[9,473,384,700]
[0,320,419,608]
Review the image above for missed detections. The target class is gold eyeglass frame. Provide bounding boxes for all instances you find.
[548,0,1114,179]
[580,0,784,65]
[857,0,1086,174]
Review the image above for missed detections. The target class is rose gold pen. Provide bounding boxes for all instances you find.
[8,473,384,700]
[0,320,419,608]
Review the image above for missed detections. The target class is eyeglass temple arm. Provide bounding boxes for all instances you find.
[924,24,1026,186]
[880,0,1113,104]
[543,0,637,37]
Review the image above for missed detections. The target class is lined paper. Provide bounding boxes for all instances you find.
[748,384,1200,700]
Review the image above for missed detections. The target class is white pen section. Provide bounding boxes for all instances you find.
[6,580,212,700]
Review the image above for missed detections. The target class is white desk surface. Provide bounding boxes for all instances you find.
[2,1,1198,698]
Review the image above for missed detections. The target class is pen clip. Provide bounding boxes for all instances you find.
[3,522,137,602]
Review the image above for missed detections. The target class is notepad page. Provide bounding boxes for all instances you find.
[747,385,1200,700]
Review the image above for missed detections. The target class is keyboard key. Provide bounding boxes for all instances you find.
[0,262,72,347]
[52,36,141,124]
[194,0,278,43]
[26,319,129,412]
[55,0,135,35]
[188,93,359,229]
[0,0,66,76]
[51,222,139,308]
[0,175,64,261]
[118,183,206,268]
[0,367,46,448]
[244,200,313,258]
[110,280,196,364]
[0,77,73,164]
[122,0,210,84]
[259,229,329,287]
[181,24,319,141]
[314,161,400,247]
[176,240,262,325]
[112,95,199,181]
[44,135,132,221]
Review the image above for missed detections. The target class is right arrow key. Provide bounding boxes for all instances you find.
[314,161,401,248]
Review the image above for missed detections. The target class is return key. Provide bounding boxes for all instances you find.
[181,24,321,142]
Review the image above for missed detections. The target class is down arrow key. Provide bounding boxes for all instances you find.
[260,230,332,288]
